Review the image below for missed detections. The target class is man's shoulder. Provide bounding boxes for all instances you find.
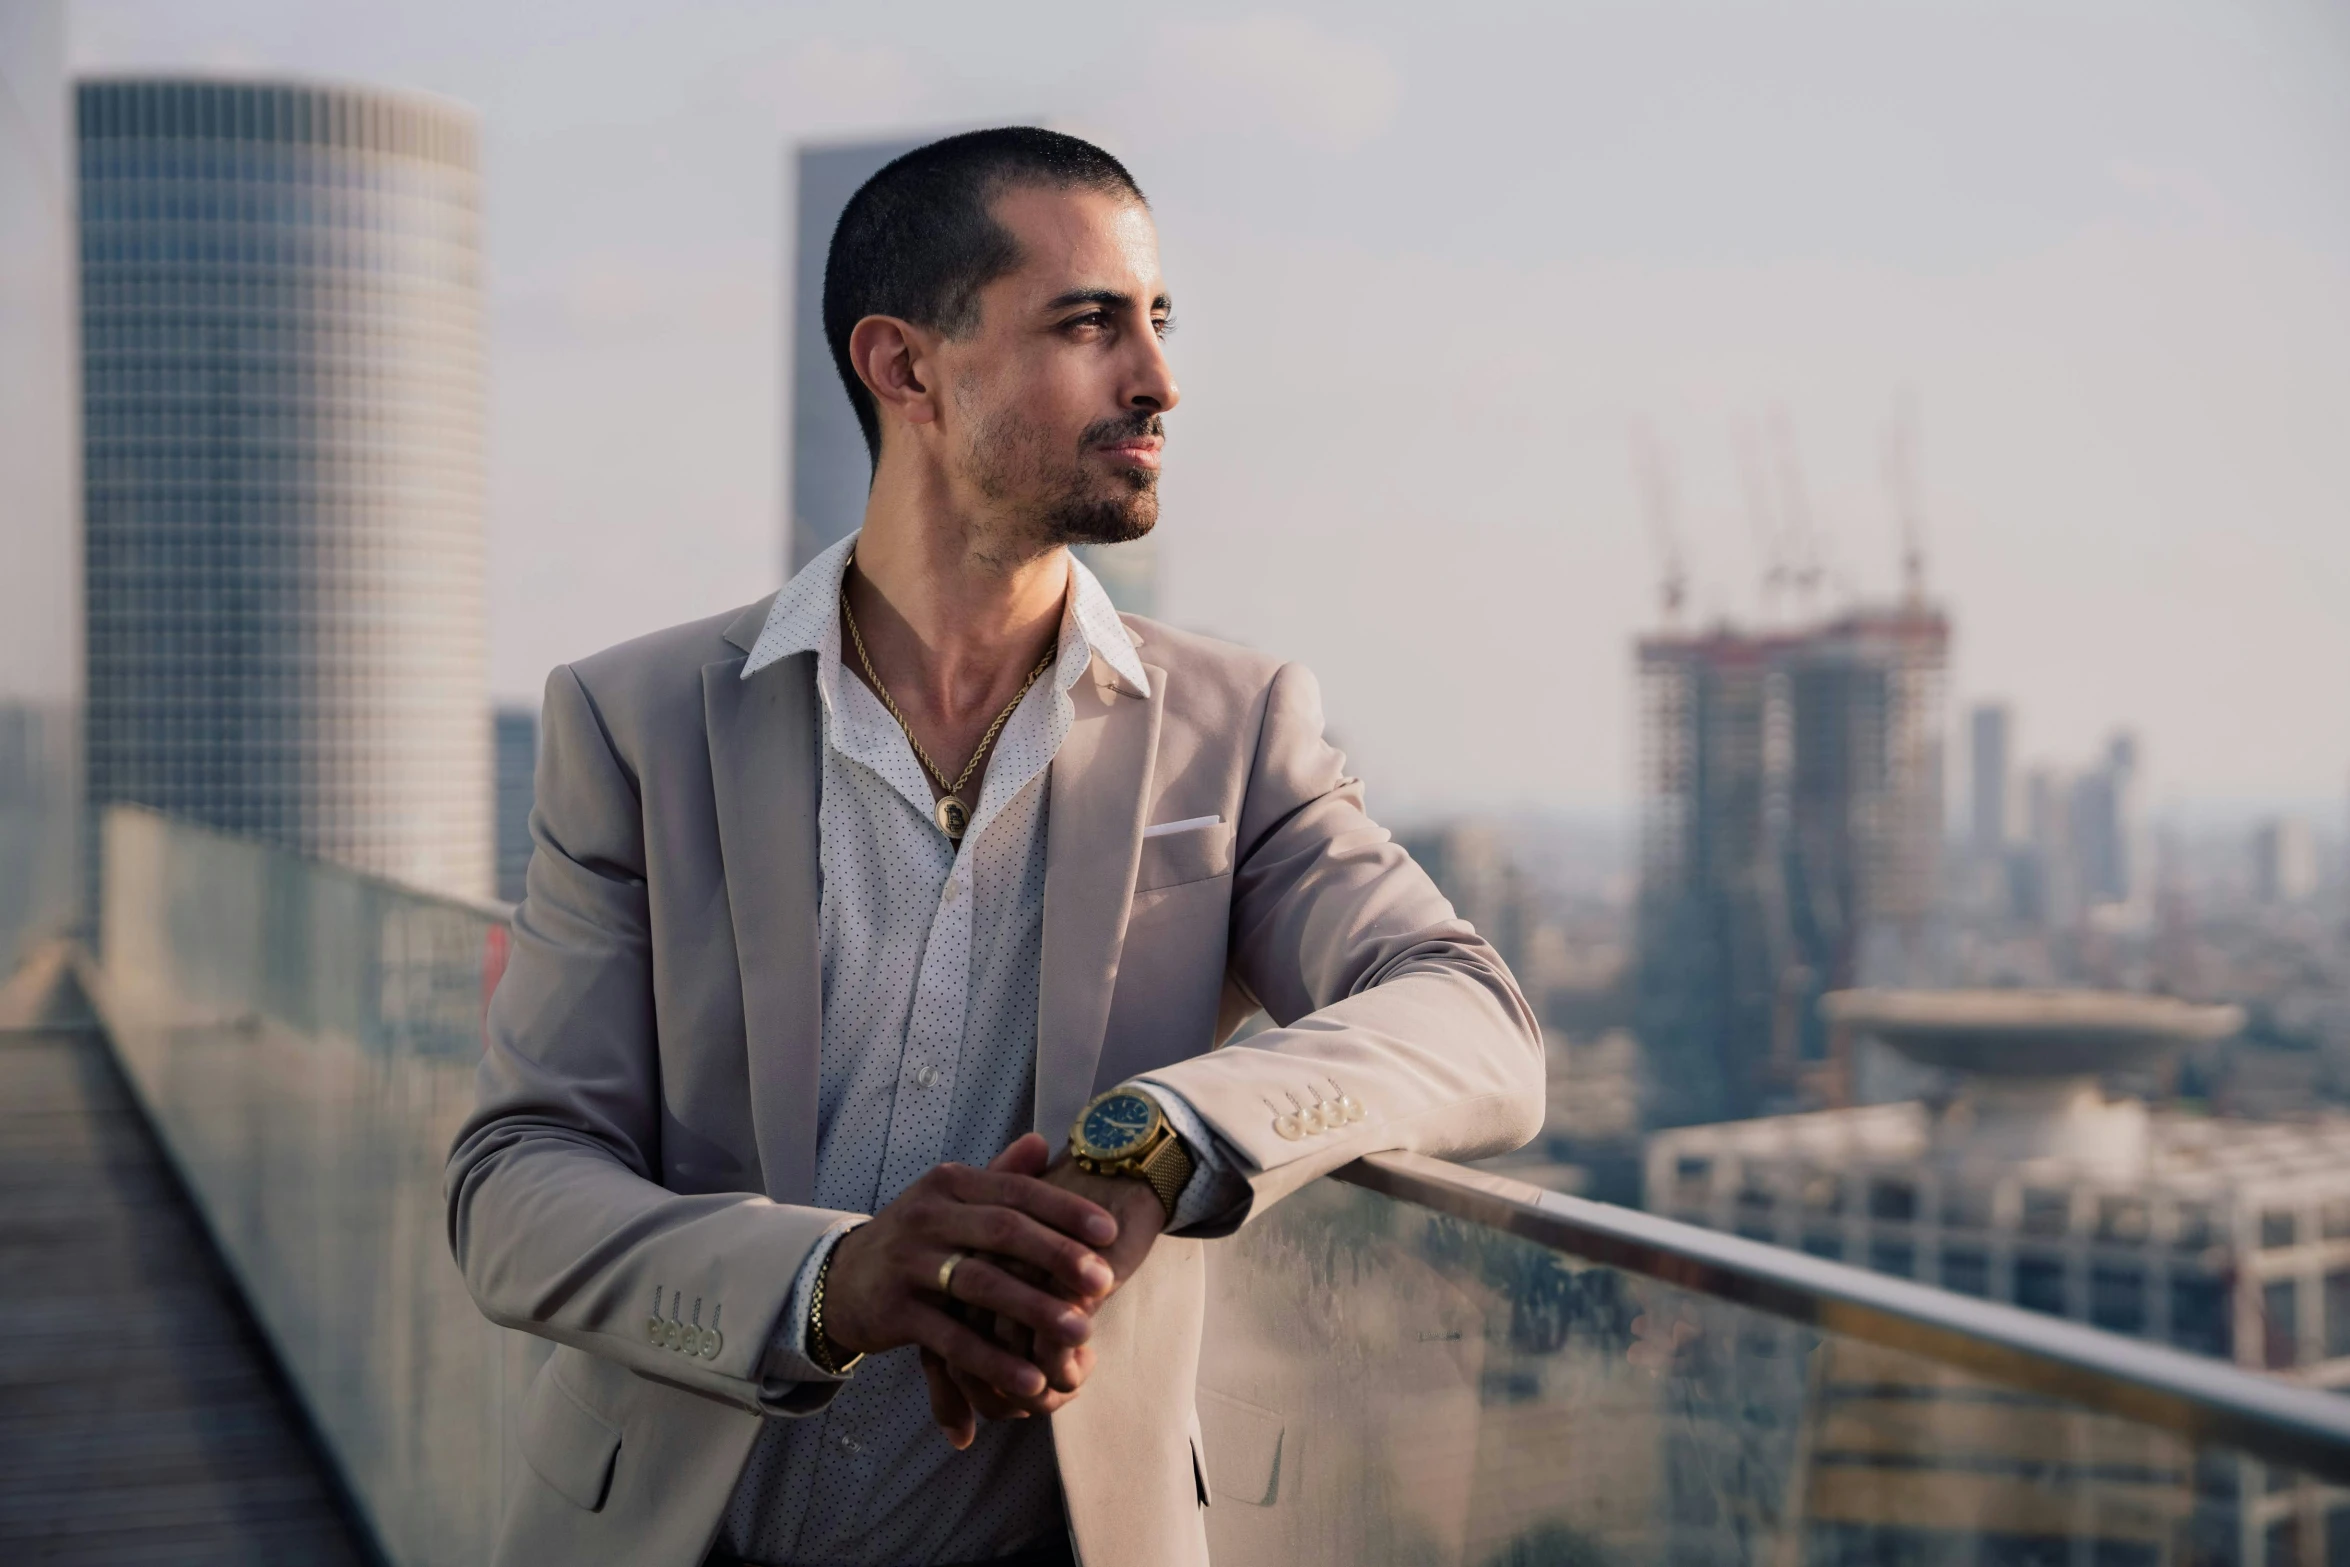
[560,596,777,729]
[1120,614,1285,695]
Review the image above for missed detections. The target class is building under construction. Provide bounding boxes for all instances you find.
[1635,603,1949,1126]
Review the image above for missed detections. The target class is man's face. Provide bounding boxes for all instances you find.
[941,184,1179,549]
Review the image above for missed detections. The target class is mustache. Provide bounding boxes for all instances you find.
[1080,412,1165,450]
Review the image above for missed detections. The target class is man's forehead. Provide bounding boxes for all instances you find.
[991,185,1164,303]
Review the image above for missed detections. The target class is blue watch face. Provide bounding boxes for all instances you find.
[1082,1093,1156,1155]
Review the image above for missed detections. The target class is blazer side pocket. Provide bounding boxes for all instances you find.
[1134,820,1235,894]
[519,1352,623,1512]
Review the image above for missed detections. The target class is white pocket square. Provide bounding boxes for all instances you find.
[1143,814,1223,839]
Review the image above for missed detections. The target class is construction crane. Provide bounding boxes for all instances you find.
[1767,409,1826,612]
[1629,419,1687,626]
[1735,417,1789,620]
[1883,387,1929,607]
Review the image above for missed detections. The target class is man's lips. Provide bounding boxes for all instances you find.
[1093,438,1163,469]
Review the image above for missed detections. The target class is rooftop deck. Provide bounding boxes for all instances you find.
[0,1026,368,1564]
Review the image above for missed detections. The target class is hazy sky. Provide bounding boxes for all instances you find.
[70,0,2350,820]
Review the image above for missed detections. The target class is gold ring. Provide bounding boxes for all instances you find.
[937,1251,968,1298]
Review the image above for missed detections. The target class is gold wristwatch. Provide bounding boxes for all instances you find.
[1068,1087,1194,1223]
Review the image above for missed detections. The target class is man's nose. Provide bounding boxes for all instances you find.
[1127,334,1180,415]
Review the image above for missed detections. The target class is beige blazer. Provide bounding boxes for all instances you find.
[445,595,1544,1567]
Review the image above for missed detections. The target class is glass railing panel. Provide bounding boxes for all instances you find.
[0,699,82,976]
[89,805,533,1567]
[81,805,2350,1567]
[1199,1172,2347,1567]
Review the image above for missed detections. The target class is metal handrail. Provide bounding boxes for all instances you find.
[1339,1149,2350,1485]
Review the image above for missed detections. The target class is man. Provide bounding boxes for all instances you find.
[445,127,1542,1567]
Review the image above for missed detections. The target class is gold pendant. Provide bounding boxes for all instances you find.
[935,795,970,841]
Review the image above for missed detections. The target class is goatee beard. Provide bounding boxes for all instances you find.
[1043,479,1158,547]
[1043,412,1162,546]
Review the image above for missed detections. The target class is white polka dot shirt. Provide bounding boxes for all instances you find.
[720,534,1245,1565]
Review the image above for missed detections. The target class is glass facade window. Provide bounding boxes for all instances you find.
[2014,1254,2067,1317]
[2268,1279,2303,1370]
[1941,1183,1991,1230]
[2090,1266,2146,1336]
[2328,1270,2350,1361]
[77,78,489,898]
[2264,1210,2301,1250]
[2172,1276,2232,1359]
[1867,1239,1915,1278]
[1940,1247,1990,1297]
[2021,1187,2071,1237]
[1867,1178,1916,1222]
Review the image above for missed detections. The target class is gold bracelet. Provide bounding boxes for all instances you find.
[806,1242,865,1377]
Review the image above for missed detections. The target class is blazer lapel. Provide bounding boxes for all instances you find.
[703,643,823,1206]
[1036,657,1165,1143]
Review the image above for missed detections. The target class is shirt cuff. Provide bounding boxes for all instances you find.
[1132,1079,1254,1236]
[760,1216,867,1385]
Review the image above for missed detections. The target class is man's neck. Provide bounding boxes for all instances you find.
[847,463,1067,735]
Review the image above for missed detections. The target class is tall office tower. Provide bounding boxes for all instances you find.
[0,0,83,973]
[79,79,491,899]
[492,706,537,904]
[1634,605,1948,1126]
[2070,731,2137,908]
[1968,704,2009,863]
[787,133,1160,613]
[2253,817,2319,907]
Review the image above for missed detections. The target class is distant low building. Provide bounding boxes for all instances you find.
[1647,990,2340,1563]
[1396,821,1537,979]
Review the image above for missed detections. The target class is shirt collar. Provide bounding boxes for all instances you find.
[740,530,1151,699]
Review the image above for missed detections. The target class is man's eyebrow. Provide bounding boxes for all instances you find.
[1044,287,1174,314]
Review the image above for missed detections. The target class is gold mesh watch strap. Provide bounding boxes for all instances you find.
[1136,1131,1195,1223]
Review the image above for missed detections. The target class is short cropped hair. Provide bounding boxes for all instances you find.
[823,127,1147,466]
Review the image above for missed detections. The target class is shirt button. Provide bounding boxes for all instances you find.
[942,877,961,902]
[913,1064,940,1089]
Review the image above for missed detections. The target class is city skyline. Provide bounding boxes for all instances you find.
[22,0,2350,824]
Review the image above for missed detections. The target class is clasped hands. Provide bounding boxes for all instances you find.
[815,1131,1166,1449]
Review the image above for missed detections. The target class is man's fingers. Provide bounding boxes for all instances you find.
[948,1362,1041,1422]
[928,1206,1114,1299]
[985,1133,1052,1176]
[945,1256,1093,1347]
[919,1350,977,1450]
[907,1302,1058,1406]
[941,1166,1117,1249]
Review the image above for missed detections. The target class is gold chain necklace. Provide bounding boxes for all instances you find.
[839,580,1055,842]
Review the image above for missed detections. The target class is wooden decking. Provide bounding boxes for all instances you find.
[0,1027,373,1565]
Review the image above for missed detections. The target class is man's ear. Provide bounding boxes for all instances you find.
[848,315,941,433]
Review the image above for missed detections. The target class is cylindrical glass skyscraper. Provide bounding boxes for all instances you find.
[79,78,490,899]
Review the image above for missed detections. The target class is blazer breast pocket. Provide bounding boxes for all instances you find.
[1134,818,1235,894]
